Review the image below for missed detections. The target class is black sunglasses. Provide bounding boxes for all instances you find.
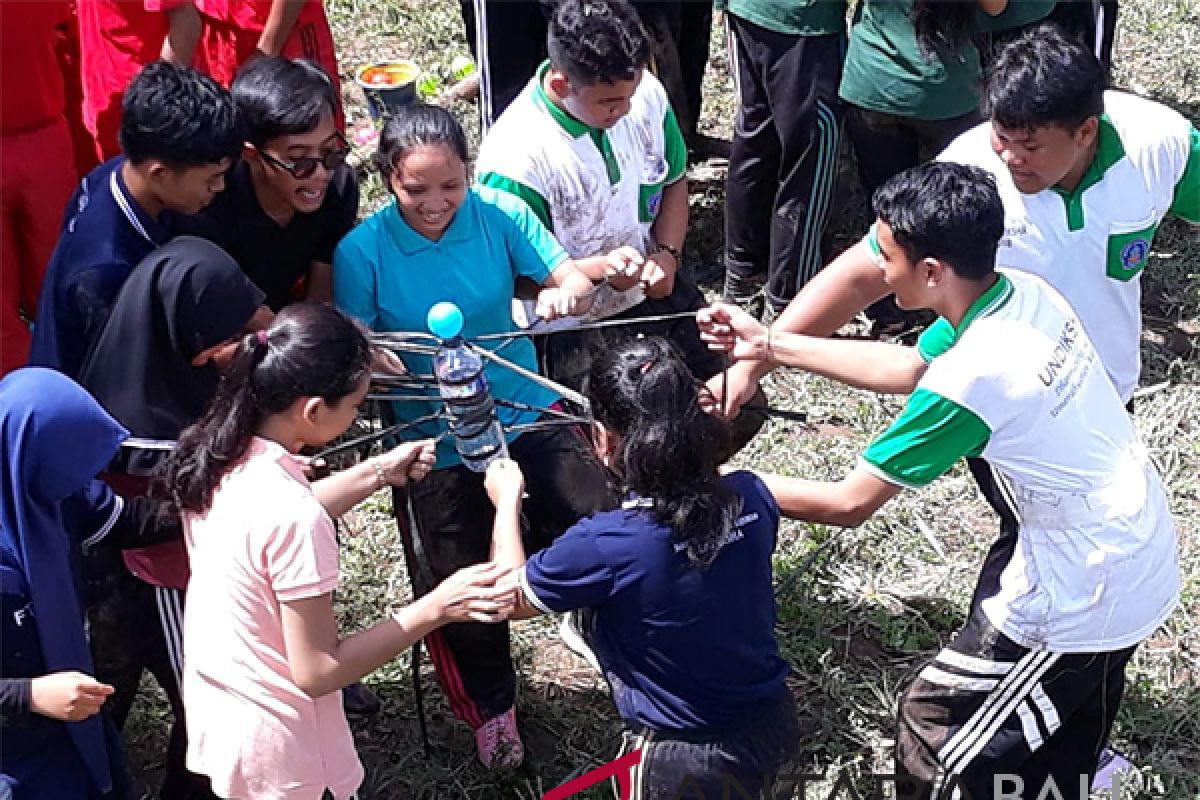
[259,132,350,179]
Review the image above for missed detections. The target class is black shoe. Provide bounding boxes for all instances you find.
[722,271,765,314]
[342,681,382,716]
[687,133,732,163]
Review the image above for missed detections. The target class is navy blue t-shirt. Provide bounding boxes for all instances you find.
[29,157,171,377]
[521,470,788,732]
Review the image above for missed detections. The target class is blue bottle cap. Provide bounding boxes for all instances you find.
[427,301,464,340]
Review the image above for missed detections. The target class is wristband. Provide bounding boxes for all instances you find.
[652,241,681,261]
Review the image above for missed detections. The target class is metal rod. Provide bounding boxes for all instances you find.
[469,342,591,413]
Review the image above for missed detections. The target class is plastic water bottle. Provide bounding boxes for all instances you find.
[427,302,509,472]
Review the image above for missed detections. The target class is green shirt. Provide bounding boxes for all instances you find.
[978,0,1057,33]
[839,0,982,119]
[716,0,847,37]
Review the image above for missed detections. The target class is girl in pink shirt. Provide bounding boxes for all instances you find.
[157,303,513,799]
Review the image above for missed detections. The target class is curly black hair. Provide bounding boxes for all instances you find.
[547,0,651,86]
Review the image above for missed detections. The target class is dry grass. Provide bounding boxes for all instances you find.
[124,0,1200,796]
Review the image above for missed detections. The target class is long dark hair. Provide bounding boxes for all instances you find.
[157,304,371,514]
[910,0,977,59]
[585,337,740,569]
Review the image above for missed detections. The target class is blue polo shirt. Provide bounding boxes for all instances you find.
[29,157,171,378]
[333,186,568,469]
[521,471,789,732]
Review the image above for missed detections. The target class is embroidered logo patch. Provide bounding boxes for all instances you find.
[1120,239,1149,272]
[646,190,662,218]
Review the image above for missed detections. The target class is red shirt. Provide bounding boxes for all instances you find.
[77,0,185,138]
[0,2,70,134]
[194,0,337,91]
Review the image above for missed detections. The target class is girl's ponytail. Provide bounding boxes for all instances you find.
[156,304,371,514]
[586,337,741,568]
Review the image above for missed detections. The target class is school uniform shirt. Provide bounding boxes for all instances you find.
[520,471,790,732]
[177,159,359,310]
[839,0,983,120]
[714,0,846,36]
[333,186,564,469]
[861,268,1179,653]
[476,61,688,262]
[182,437,362,800]
[939,90,1200,402]
[28,157,174,378]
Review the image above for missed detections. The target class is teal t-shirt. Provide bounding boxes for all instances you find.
[839,0,983,120]
[333,186,567,469]
[716,0,847,36]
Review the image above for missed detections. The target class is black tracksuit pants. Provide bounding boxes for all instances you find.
[723,15,844,313]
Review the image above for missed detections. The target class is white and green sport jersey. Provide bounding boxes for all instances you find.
[864,269,1179,652]
[476,62,688,260]
[939,90,1200,402]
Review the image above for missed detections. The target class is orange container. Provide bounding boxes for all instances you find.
[355,60,420,121]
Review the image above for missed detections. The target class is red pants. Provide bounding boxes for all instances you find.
[1,118,77,375]
[197,4,344,128]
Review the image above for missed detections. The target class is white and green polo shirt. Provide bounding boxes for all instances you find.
[939,90,1200,402]
[476,62,688,260]
[864,269,1178,652]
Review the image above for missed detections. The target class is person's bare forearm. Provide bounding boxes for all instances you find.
[488,496,526,572]
[651,178,688,256]
[312,459,384,519]
[721,240,890,393]
[758,467,899,527]
[774,240,890,337]
[573,254,611,282]
[545,260,594,298]
[257,0,305,55]
[296,595,443,697]
[758,474,874,527]
[764,334,925,394]
[161,2,201,64]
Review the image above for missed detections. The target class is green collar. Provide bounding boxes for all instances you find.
[534,61,592,139]
[954,273,1013,336]
[532,60,621,185]
[1051,114,1125,231]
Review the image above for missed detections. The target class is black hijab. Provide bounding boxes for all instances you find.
[79,236,265,451]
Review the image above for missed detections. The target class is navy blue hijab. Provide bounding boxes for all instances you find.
[0,368,128,792]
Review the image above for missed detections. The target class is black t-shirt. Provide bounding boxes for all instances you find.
[179,159,359,310]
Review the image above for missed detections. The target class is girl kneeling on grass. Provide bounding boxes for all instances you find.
[483,337,800,799]
[157,303,514,800]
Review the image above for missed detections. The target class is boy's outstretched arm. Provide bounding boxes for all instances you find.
[699,302,928,395]
[758,464,900,527]
[705,239,893,417]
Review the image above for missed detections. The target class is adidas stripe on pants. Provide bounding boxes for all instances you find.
[895,598,1135,800]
